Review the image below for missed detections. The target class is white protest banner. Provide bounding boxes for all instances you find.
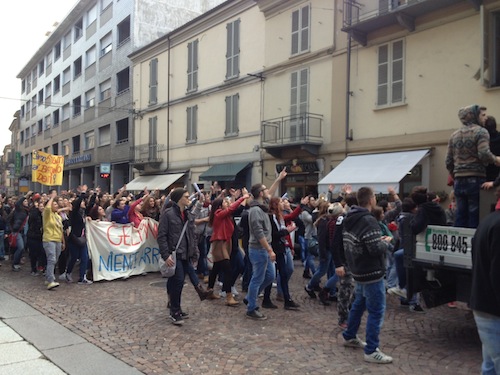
[86,218,161,281]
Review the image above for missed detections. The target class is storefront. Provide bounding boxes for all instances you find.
[276,159,320,202]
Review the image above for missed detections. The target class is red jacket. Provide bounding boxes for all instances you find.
[283,205,302,250]
[210,197,245,242]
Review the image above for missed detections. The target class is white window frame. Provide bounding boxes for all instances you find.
[99,79,111,101]
[84,130,95,150]
[377,39,405,107]
[87,4,97,27]
[86,45,97,67]
[98,125,111,146]
[291,5,310,56]
[100,32,113,56]
[85,88,96,108]
[290,68,309,140]
[149,58,158,105]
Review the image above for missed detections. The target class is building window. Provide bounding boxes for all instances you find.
[26,73,31,93]
[100,32,112,56]
[63,31,72,50]
[490,12,500,87]
[99,124,111,146]
[62,140,69,156]
[149,58,158,105]
[291,5,310,55]
[38,120,43,134]
[46,51,53,68]
[54,41,61,61]
[53,109,60,127]
[86,45,96,67]
[226,19,240,79]
[87,4,97,27]
[38,60,44,77]
[52,143,59,155]
[85,88,95,108]
[38,89,44,105]
[116,118,129,144]
[73,96,82,117]
[117,16,130,46]
[187,39,198,92]
[117,67,129,94]
[84,130,95,150]
[21,79,26,94]
[101,0,112,11]
[62,103,70,121]
[25,128,30,140]
[53,75,60,93]
[225,94,239,136]
[72,136,80,154]
[73,56,82,78]
[45,83,51,99]
[99,79,111,101]
[377,39,404,106]
[74,18,83,41]
[45,115,51,130]
[62,67,71,85]
[31,124,36,137]
[31,96,36,111]
[21,105,25,118]
[20,131,24,143]
[186,105,198,143]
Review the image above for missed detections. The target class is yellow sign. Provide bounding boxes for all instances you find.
[32,151,64,186]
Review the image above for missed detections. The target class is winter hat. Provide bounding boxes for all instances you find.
[170,188,187,203]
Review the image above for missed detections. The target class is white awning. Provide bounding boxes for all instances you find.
[318,149,430,194]
[125,173,184,191]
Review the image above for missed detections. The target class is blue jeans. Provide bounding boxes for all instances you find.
[13,232,25,266]
[247,248,275,312]
[66,242,89,282]
[166,258,190,315]
[474,311,500,375]
[343,279,386,355]
[454,176,484,228]
[277,248,294,297]
[308,252,337,290]
[0,230,4,258]
[394,249,417,304]
[386,248,397,289]
[230,246,245,286]
[304,238,317,274]
[196,236,209,277]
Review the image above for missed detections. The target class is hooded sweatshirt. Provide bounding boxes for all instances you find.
[445,104,496,178]
[342,206,387,283]
[248,199,272,250]
[410,201,447,235]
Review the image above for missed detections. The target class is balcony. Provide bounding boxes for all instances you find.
[130,144,164,170]
[261,113,323,158]
[342,0,479,46]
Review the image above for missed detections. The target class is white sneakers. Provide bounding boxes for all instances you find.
[364,350,393,364]
[387,286,407,299]
[343,335,367,349]
[47,281,60,290]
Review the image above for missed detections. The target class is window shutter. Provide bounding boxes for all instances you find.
[290,71,298,116]
[391,40,404,103]
[226,23,233,79]
[193,105,198,140]
[149,58,158,104]
[233,94,239,134]
[225,96,230,135]
[234,20,240,76]
[186,107,192,142]
[301,6,309,53]
[193,40,198,89]
[291,10,299,55]
[377,45,389,106]
[299,68,308,114]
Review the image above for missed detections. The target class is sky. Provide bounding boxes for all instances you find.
[0,0,78,155]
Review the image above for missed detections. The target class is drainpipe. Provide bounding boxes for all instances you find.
[166,36,171,170]
[345,30,353,150]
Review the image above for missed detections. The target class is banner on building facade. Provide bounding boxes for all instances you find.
[85,218,161,281]
[32,151,64,186]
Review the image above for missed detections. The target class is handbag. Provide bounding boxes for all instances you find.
[8,233,17,248]
[159,221,188,278]
[206,243,214,270]
[8,215,28,249]
[307,236,319,257]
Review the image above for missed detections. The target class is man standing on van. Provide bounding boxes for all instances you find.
[446,104,500,228]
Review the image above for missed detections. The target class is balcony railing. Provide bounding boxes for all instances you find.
[342,0,469,46]
[261,113,323,157]
[130,144,164,166]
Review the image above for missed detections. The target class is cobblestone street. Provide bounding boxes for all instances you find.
[0,261,481,374]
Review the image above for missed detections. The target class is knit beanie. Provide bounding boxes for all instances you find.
[170,188,187,203]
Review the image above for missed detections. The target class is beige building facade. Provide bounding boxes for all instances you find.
[130,0,500,201]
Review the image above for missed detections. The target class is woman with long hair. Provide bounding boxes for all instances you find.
[207,193,249,306]
[142,195,160,221]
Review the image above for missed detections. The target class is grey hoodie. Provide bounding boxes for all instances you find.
[248,200,272,250]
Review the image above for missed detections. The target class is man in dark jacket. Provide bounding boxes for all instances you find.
[10,191,33,271]
[470,208,500,374]
[157,188,198,325]
[341,187,393,364]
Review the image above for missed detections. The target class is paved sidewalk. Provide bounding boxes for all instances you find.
[0,290,141,375]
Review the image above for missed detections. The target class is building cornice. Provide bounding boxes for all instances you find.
[256,0,307,18]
